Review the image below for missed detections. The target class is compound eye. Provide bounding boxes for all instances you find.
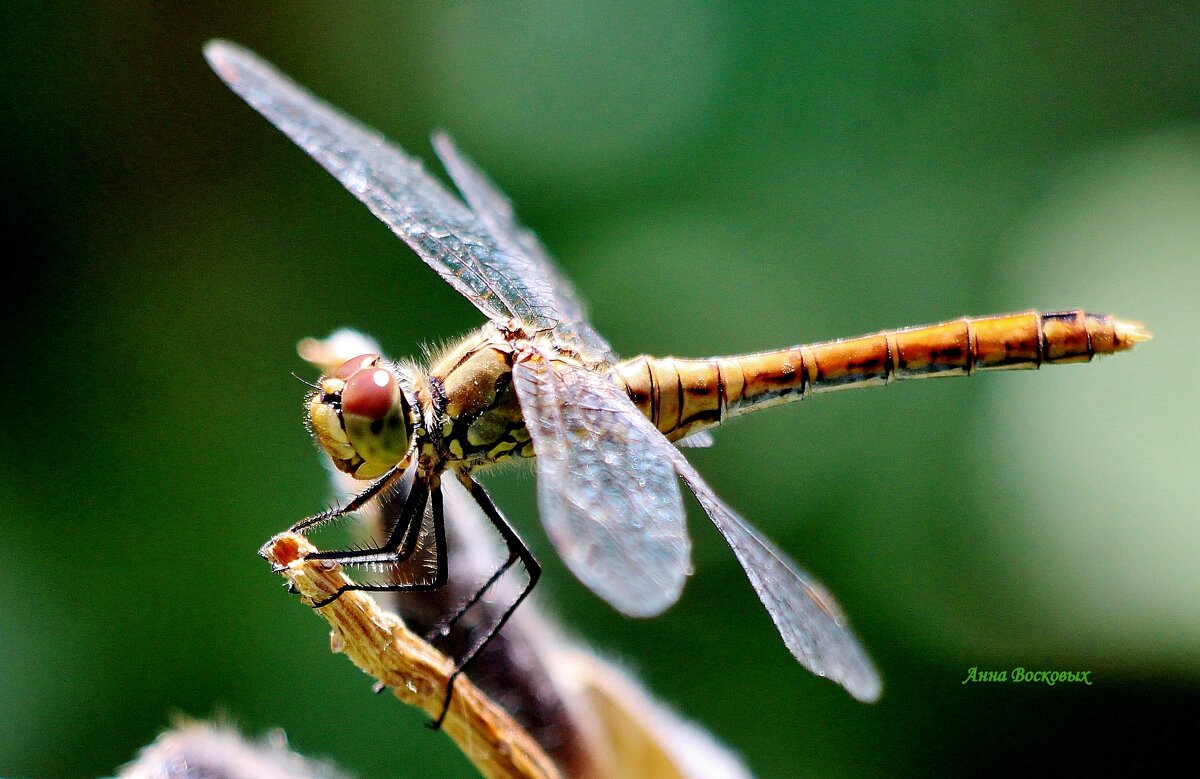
[340,364,410,474]
[332,353,380,380]
[342,366,397,421]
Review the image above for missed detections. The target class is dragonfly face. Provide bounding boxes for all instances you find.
[207,40,1148,723]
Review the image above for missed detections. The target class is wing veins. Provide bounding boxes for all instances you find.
[512,356,690,618]
[206,41,569,334]
[664,446,882,702]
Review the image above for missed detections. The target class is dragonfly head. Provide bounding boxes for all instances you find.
[307,354,413,479]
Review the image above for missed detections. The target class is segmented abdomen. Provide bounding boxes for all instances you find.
[613,310,1148,439]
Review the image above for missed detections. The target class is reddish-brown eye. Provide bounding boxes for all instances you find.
[342,366,397,420]
[332,353,380,380]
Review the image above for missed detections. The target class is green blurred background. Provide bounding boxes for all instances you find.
[4,2,1198,776]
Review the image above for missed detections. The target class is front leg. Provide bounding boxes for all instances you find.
[307,484,448,609]
[288,459,409,535]
[304,476,431,566]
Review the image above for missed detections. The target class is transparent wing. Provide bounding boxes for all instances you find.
[674,430,715,448]
[512,355,690,617]
[431,132,616,363]
[665,448,882,702]
[205,41,564,334]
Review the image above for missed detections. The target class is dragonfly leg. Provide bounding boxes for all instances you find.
[426,474,541,731]
[305,477,430,565]
[423,552,518,644]
[309,485,448,608]
[288,458,409,534]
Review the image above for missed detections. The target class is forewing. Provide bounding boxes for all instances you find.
[512,356,690,617]
[205,41,559,332]
[432,132,615,363]
[666,449,882,702]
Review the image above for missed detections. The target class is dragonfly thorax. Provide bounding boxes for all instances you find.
[425,328,534,470]
[307,353,415,479]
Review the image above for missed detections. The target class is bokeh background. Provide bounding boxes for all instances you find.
[4,2,1198,776]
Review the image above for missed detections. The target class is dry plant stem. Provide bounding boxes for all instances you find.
[262,533,562,779]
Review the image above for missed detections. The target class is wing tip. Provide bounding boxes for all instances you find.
[610,577,687,619]
[819,652,883,703]
[569,539,690,620]
[847,671,883,704]
[791,637,884,703]
[203,39,243,72]
[204,39,269,90]
[430,127,454,151]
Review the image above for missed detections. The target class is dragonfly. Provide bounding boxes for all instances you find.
[205,41,1150,727]
[300,329,756,777]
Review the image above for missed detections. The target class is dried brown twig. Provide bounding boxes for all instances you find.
[260,532,561,779]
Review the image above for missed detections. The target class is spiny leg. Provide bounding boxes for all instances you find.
[289,458,409,534]
[423,553,518,644]
[427,474,541,730]
[305,477,430,566]
[303,479,432,611]
[310,484,448,608]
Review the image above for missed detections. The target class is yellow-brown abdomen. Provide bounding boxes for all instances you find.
[613,310,1149,439]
